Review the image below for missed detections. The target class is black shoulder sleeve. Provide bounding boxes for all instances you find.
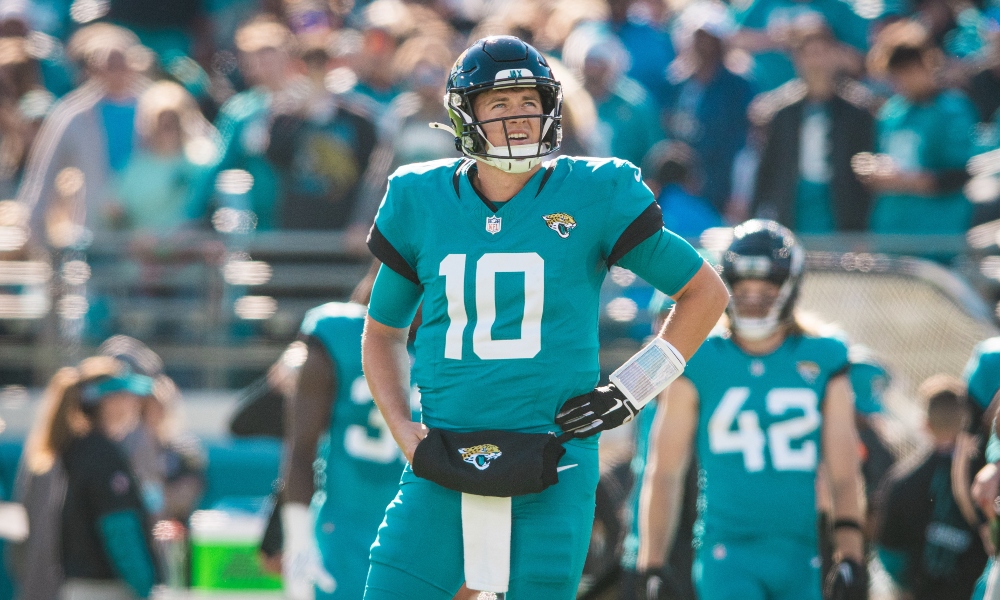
[367,223,420,285]
[607,202,665,268]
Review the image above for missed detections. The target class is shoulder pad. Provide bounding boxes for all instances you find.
[748,79,806,126]
[302,302,366,335]
[390,158,464,182]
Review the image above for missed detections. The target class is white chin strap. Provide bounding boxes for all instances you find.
[731,277,795,341]
[477,140,545,174]
[731,315,781,341]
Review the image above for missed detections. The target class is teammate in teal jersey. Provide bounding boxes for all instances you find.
[361,35,729,599]
[966,337,1000,600]
[637,220,866,600]
[281,263,416,600]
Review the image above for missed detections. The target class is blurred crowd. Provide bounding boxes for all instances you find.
[0,0,995,256]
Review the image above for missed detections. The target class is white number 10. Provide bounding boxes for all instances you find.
[439,252,544,360]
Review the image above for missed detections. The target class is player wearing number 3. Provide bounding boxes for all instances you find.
[280,264,419,600]
[361,35,729,599]
[637,220,867,600]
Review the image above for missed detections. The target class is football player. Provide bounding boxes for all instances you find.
[966,337,1000,600]
[361,35,729,599]
[281,262,417,600]
[637,220,867,600]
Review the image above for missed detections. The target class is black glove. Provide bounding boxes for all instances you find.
[556,383,639,438]
[824,558,868,600]
[637,565,684,600]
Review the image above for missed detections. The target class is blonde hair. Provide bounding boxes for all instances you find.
[22,356,124,474]
[135,81,218,163]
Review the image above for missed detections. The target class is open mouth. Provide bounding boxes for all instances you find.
[506,132,531,144]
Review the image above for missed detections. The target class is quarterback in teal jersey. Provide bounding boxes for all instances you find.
[638,220,866,600]
[281,265,415,600]
[361,36,729,599]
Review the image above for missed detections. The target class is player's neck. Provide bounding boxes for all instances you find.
[732,328,787,355]
[471,160,542,203]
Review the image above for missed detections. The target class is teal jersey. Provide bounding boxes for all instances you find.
[686,332,849,544]
[300,303,409,530]
[369,156,702,437]
[871,90,977,234]
[964,337,1000,410]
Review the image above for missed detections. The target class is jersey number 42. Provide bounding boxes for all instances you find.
[708,387,821,472]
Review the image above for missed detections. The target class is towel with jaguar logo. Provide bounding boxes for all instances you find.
[411,428,568,497]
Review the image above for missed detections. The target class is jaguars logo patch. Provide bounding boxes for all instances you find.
[796,361,820,384]
[459,444,503,471]
[542,213,577,238]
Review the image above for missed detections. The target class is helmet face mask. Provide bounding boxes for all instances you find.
[721,220,805,341]
[443,36,563,173]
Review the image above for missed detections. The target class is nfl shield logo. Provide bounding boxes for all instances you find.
[485,215,502,234]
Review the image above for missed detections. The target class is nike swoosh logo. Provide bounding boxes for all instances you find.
[557,464,579,472]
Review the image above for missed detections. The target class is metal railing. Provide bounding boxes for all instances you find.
[0,226,997,387]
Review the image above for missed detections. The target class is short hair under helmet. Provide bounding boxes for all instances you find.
[442,35,562,173]
[721,219,805,340]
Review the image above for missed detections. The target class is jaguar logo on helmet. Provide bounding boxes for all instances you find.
[430,35,563,174]
[459,444,503,471]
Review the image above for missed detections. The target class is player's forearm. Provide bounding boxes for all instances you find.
[829,466,866,561]
[361,317,413,430]
[658,263,729,360]
[284,441,318,504]
[637,470,684,570]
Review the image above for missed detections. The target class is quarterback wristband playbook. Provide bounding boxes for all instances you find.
[411,428,570,594]
[610,338,686,410]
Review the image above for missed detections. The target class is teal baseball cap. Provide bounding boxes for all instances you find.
[80,371,155,408]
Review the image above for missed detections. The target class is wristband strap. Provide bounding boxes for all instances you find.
[832,518,863,533]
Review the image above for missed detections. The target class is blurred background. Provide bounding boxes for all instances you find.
[0,0,998,597]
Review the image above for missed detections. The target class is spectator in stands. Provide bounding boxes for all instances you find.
[343,4,405,119]
[730,0,868,92]
[12,357,158,600]
[662,2,754,216]
[16,23,147,246]
[571,32,662,166]
[387,36,457,168]
[874,374,988,600]
[0,36,52,200]
[99,335,206,523]
[189,16,385,232]
[863,20,978,235]
[750,26,876,232]
[0,2,76,97]
[603,0,676,104]
[641,140,721,238]
[186,15,298,231]
[110,81,216,232]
